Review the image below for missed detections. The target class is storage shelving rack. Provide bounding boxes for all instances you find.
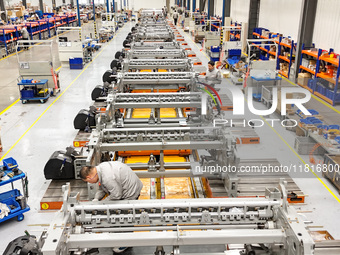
[298,47,340,105]
[0,13,78,56]
[277,37,295,79]
[0,26,22,55]
[252,28,296,79]
[230,22,241,41]
[252,28,277,61]
[0,158,30,223]
[316,52,340,105]
[297,46,322,92]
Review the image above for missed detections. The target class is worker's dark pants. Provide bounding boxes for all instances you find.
[174,18,178,25]
[23,38,29,50]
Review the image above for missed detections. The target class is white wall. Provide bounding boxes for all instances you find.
[130,0,166,10]
[215,0,223,17]
[313,0,340,53]
[230,0,249,23]
[258,0,302,41]
[6,0,52,9]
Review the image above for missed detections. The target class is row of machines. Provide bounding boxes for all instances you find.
[17,9,340,255]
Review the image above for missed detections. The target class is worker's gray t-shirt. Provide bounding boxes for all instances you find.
[21,28,29,39]
[204,68,222,86]
[96,161,143,200]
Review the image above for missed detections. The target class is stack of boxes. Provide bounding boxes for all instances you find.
[5,3,52,19]
[277,89,295,115]
[280,62,289,74]
[298,72,312,87]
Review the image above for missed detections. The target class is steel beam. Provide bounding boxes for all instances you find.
[247,0,260,39]
[0,0,5,12]
[39,0,44,11]
[106,0,110,13]
[67,230,285,248]
[112,102,200,108]
[133,169,193,178]
[76,0,81,27]
[166,0,170,14]
[294,0,318,81]
[22,0,27,9]
[89,224,260,232]
[199,0,205,12]
[208,0,214,18]
[100,141,224,151]
[222,0,231,26]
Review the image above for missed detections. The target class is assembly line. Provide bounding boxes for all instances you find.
[1,5,340,255]
[4,9,338,255]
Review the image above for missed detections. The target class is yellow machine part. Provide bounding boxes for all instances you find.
[163,155,187,162]
[131,108,177,118]
[131,108,152,118]
[159,108,177,118]
[125,155,187,164]
[328,129,340,134]
[140,69,152,72]
[38,88,48,94]
[158,69,168,72]
[125,156,150,164]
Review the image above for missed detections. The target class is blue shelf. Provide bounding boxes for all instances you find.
[0,158,30,224]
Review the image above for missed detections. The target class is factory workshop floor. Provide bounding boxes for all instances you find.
[0,20,339,254]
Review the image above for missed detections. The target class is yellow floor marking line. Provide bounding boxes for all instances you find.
[0,26,124,161]
[0,99,20,116]
[260,116,340,203]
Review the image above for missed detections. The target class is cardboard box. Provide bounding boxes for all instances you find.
[16,11,23,17]
[222,71,230,78]
[309,59,317,66]
[298,77,310,87]
[277,90,293,113]
[261,30,268,37]
[298,73,312,78]
[295,126,305,136]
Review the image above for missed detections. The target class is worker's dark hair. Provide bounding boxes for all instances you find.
[80,166,95,180]
[208,60,215,66]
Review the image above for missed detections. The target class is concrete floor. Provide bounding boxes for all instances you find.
[0,21,126,253]
[0,20,340,254]
[179,24,340,239]
[0,20,101,112]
